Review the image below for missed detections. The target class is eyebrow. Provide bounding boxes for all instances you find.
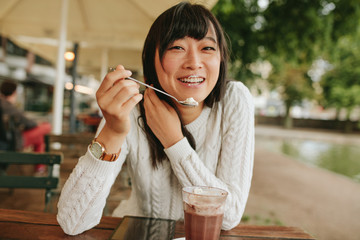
[204,36,217,44]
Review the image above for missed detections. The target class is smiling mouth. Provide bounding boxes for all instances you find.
[178,76,205,86]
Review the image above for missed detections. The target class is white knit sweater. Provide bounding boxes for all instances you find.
[57,81,254,235]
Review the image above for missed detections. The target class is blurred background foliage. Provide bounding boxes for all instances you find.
[212,0,360,128]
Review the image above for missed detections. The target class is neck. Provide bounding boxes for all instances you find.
[177,102,204,125]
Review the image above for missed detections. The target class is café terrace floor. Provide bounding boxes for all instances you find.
[1,125,360,240]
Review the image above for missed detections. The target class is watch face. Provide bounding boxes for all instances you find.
[90,142,103,159]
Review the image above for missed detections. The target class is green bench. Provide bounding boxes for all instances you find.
[0,151,63,212]
[45,133,93,158]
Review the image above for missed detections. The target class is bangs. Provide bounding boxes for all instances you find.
[158,4,211,59]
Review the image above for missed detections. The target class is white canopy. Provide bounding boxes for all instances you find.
[0,0,218,76]
[0,0,218,133]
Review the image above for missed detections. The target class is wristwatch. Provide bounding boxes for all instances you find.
[89,138,119,162]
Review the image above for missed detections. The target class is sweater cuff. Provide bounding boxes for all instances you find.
[80,147,119,177]
[164,137,193,162]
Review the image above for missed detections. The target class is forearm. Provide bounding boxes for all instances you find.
[165,138,226,187]
[14,109,37,129]
[57,151,125,235]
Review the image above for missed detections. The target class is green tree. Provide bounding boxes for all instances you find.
[212,0,261,84]
[213,0,360,128]
[261,0,334,127]
[267,60,314,128]
[321,34,360,128]
[320,1,360,132]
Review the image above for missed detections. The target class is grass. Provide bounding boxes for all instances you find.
[241,211,284,226]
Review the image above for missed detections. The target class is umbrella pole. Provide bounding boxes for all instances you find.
[52,0,69,135]
[69,42,79,133]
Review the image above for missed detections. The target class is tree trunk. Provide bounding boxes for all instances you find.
[335,107,341,120]
[343,109,353,133]
[284,103,293,129]
[344,120,353,133]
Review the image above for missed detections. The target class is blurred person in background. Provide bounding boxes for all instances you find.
[0,79,51,174]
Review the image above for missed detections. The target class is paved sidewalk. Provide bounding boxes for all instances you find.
[255,125,360,146]
[244,125,360,240]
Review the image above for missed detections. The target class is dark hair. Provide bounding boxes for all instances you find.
[0,80,17,97]
[139,2,229,168]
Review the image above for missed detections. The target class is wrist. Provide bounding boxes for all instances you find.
[89,138,120,161]
[162,134,184,149]
[96,125,127,154]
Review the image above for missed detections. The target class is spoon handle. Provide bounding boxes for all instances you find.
[126,77,178,102]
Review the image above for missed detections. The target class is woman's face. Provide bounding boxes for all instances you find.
[154,25,221,108]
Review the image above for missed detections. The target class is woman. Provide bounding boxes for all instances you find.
[57,2,254,235]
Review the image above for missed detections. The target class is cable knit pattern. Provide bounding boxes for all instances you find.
[57,81,254,235]
[57,163,106,235]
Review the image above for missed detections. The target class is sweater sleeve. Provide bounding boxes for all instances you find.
[165,82,255,230]
[56,120,128,235]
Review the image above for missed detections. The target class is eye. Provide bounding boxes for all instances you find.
[203,46,216,51]
[168,46,183,50]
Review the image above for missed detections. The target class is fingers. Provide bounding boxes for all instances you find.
[144,88,176,120]
[96,65,133,98]
[102,79,137,102]
[121,93,143,114]
[144,87,171,110]
[99,82,142,114]
[96,65,143,118]
[143,87,155,108]
[112,85,143,113]
[143,88,183,148]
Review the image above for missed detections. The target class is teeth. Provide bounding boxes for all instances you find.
[179,77,204,83]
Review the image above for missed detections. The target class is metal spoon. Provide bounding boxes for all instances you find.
[126,77,198,107]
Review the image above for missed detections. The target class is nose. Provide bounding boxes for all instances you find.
[183,49,203,70]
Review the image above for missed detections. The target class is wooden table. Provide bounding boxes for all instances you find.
[0,208,315,239]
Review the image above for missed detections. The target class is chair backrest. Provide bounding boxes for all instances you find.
[45,133,93,159]
[0,151,63,211]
